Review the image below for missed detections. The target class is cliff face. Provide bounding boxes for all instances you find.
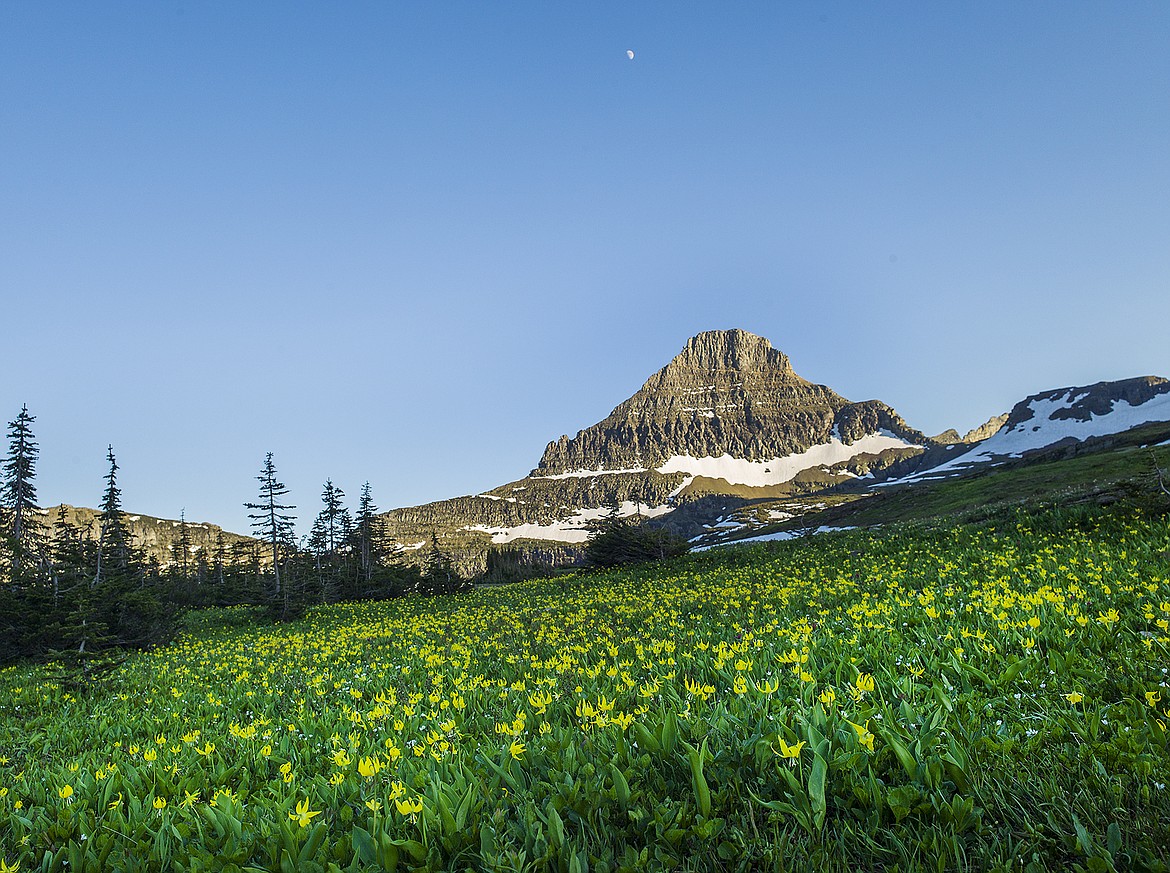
[535,330,928,474]
[37,504,257,565]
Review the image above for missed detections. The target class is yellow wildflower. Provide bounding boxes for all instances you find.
[774,737,806,760]
[395,796,424,816]
[289,798,321,827]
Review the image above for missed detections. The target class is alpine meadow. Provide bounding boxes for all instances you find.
[4,4,1170,872]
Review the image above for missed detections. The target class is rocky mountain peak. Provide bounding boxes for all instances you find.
[534,329,928,475]
[664,329,792,376]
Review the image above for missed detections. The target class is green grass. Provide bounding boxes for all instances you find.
[720,422,1170,541]
[1,504,1169,872]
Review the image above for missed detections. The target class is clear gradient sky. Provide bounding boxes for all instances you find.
[3,2,1168,535]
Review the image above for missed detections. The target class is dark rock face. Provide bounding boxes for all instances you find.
[535,330,929,474]
[1006,377,1170,426]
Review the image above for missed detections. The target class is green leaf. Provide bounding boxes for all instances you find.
[660,712,679,756]
[437,789,457,836]
[351,826,376,866]
[390,839,427,862]
[633,722,661,754]
[687,739,712,818]
[546,801,565,849]
[808,753,827,831]
[1106,821,1121,857]
[609,763,630,809]
[1072,812,1093,855]
[297,822,327,867]
[996,658,1027,687]
[878,727,917,780]
[480,824,497,860]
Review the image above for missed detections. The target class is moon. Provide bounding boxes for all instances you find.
[626,50,635,60]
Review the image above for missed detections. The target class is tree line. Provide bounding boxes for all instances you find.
[0,405,466,666]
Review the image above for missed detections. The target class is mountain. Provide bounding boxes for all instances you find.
[35,504,258,566]
[897,376,1170,483]
[377,331,1170,568]
[379,330,936,569]
[36,331,1166,575]
[931,414,1009,446]
[535,329,930,480]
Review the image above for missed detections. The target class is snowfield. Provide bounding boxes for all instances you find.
[467,501,673,545]
[655,430,918,487]
[894,388,1170,483]
[694,525,856,551]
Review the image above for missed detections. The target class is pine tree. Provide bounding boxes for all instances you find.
[95,445,135,589]
[308,480,355,603]
[353,482,383,591]
[1,404,46,582]
[583,507,690,568]
[173,510,192,582]
[244,453,296,617]
[168,509,196,605]
[212,531,227,591]
[423,531,463,595]
[90,446,171,650]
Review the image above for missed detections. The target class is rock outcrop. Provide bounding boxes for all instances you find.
[36,504,257,566]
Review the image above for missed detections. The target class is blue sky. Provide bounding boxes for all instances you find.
[3,2,1168,535]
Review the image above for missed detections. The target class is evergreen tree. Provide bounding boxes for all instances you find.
[319,480,345,554]
[308,480,358,603]
[423,531,465,595]
[1,404,46,581]
[90,446,171,650]
[173,509,192,582]
[95,445,135,589]
[168,509,196,605]
[584,510,691,568]
[353,482,382,590]
[244,453,296,617]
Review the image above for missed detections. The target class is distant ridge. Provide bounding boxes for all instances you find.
[35,504,257,566]
[897,376,1170,482]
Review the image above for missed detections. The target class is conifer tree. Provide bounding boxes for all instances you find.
[423,531,462,595]
[90,446,171,650]
[95,446,136,589]
[353,481,383,590]
[320,480,345,554]
[245,452,296,616]
[173,509,192,583]
[1,404,46,582]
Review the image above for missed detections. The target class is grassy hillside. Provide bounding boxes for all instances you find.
[707,420,1170,545]
[1,504,1168,871]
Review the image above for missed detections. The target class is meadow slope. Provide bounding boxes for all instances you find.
[1,506,1168,872]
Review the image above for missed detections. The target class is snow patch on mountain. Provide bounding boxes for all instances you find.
[533,466,648,480]
[655,430,918,487]
[897,388,1170,482]
[694,525,855,551]
[467,501,672,545]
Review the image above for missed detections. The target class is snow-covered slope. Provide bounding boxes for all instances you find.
[656,429,919,488]
[897,376,1170,482]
